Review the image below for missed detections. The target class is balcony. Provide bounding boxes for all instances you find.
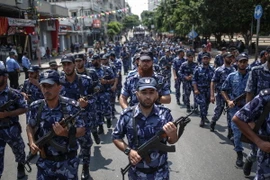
[35,0,51,15]
[51,4,69,17]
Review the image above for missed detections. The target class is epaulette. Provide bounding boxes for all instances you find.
[79,74,91,80]
[60,96,78,105]
[30,99,44,107]
[121,106,133,115]
[260,89,270,96]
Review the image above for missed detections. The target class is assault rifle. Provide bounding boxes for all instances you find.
[0,96,19,112]
[223,92,246,114]
[26,109,83,168]
[120,110,194,180]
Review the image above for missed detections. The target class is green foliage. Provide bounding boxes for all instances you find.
[141,11,155,30]
[122,15,141,30]
[107,21,123,41]
[151,0,270,45]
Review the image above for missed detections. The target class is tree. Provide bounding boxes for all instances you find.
[122,15,140,30]
[141,11,155,30]
[121,15,140,41]
[107,21,122,42]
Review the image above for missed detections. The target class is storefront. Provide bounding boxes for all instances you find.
[39,19,59,57]
[0,17,36,62]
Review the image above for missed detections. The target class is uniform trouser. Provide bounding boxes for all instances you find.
[8,71,19,89]
[97,92,112,125]
[123,60,129,74]
[174,78,182,101]
[246,144,258,162]
[111,90,116,116]
[0,123,26,176]
[165,73,172,90]
[23,67,29,79]
[78,127,93,165]
[195,89,210,117]
[212,92,226,122]
[37,156,79,180]
[116,75,122,99]
[182,81,196,107]
[229,107,243,152]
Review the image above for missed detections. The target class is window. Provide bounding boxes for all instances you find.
[71,12,77,17]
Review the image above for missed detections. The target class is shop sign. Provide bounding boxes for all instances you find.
[92,19,101,28]
[8,18,35,27]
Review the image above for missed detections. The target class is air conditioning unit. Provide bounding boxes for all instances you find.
[16,0,23,4]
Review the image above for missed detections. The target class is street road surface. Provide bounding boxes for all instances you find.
[1,71,255,180]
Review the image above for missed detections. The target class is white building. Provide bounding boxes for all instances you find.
[47,0,126,49]
[148,0,161,11]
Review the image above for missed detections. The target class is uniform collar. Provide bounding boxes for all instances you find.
[134,104,159,119]
[263,61,270,72]
[0,86,9,95]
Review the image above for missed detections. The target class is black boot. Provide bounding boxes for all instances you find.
[236,151,244,167]
[243,158,253,176]
[186,105,191,113]
[227,128,234,139]
[97,125,104,134]
[92,131,100,144]
[176,99,180,105]
[81,164,90,180]
[199,118,205,127]
[210,121,216,132]
[17,163,26,179]
[107,118,112,128]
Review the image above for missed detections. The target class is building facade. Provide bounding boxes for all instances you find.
[49,0,126,48]
[148,0,161,11]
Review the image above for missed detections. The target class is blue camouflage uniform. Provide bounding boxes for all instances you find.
[60,74,95,165]
[112,104,173,179]
[245,61,270,96]
[94,65,115,125]
[192,65,214,119]
[179,61,197,109]
[159,55,173,89]
[0,87,27,176]
[221,71,249,153]
[173,55,186,103]
[28,96,85,179]
[234,89,270,180]
[111,57,122,99]
[244,61,270,171]
[211,65,235,123]
[122,73,170,107]
[21,79,43,105]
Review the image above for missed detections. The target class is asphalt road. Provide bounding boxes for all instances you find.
[1,70,256,180]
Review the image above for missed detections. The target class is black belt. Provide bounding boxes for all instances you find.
[136,163,166,174]
[44,151,77,162]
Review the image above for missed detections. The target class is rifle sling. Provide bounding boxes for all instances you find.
[132,106,139,148]
[36,97,73,152]
[253,101,270,133]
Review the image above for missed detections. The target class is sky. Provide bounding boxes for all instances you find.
[126,0,148,17]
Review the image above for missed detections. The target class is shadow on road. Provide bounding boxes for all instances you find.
[90,146,114,172]
[100,129,113,144]
[212,130,234,146]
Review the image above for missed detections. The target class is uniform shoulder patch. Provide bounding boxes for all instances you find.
[260,89,270,96]
[30,99,44,107]
[122,106,133,114]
